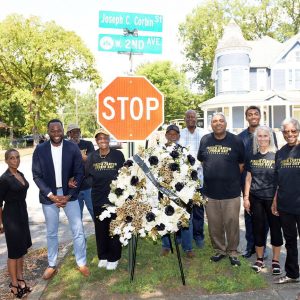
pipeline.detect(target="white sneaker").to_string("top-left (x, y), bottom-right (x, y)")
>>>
top-left (106, 260), bottom-right (119, 270)
top-left (98, 260), bottom-right (107, 268)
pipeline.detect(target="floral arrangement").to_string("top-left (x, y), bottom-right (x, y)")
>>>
top-left (99, 143), bottom-right (207, 246)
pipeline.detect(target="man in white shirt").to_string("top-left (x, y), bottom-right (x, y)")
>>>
top-left (179, 110), bottom-right (208, 248)
top-left (32, 119), bottom-right (89, 279)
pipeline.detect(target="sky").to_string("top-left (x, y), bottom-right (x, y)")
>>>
top-left (0, 0), bottom-right (203, 87)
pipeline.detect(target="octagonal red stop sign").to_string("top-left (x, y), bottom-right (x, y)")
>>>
top-left (97, 76), bottom-right (164, 141)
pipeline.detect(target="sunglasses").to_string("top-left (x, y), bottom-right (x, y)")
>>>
top-left (282, 129), bottom-right (299, 135)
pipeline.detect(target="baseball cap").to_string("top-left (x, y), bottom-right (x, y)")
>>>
top-left (94, 128), bottom-right (110, 138)
top-left (67, 124), bottom-right (80, 133)
top-left (166, 124), bottom-right (180, 133)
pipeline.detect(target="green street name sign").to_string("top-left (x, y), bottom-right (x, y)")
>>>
top-left (98, 34), bottom-right (162, 54)
top-left (99, 11), bottom-right (163, 32)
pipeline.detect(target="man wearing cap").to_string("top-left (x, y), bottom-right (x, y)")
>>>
top-left (67, 124), bottom-right (95, 220)
top-left (160, 124), bottom-right (195, 258)
top-left (32, 119), bottom-right (89, 279)
top-left (86, 128), bottom-right (125, 270)
top-left (179, 109), bottom-right (209, 249)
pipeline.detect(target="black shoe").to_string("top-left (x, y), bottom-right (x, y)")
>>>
top-left (242, 248), bottom-right (255, 258)
top-left (229, 256), bottom-right (241, 267)
top-left (210, 253), bottom-right (226, 262)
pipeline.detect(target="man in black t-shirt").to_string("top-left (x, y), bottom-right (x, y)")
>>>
top-left (198, 113), bottom-right (244, 267)
top-left (67, 124), bottom-right (95, 220)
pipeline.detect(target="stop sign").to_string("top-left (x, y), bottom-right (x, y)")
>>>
top-left (97, 76), bottom-right (164, 141)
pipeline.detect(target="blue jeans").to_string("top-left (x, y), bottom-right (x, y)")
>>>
top-left (78, 188), bottom-right (94, 221)
top-left (162, 217), bottom-right (193, 252)
top-left (193, 205), bottom-right (205, 245)
top-left (42, 189), bottom-right (86, 267)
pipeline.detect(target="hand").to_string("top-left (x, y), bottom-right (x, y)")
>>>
top-left (271, 200), bottom-right (279, 216)
top-left (68, 177), bottom-right (77, 189)
top-left (0, 223), bottom-right (4, 234)
top-left (243, 197), bottom-right (251, 214)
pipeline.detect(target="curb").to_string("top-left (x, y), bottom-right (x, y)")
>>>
top-left (28, 241), bottom-right (73, 300)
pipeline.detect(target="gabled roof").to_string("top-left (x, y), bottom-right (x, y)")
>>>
top-left (270, 32), bottom-right (300, 67)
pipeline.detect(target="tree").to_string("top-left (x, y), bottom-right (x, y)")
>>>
top-left (135, 60), bottom-right (202, 121)
top-left (178, 0), bottom-right (300, 99)
top-left (0, 14), bottom-right (101, 137)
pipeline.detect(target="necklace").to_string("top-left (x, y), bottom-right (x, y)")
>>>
top-left (99, 149), bottom-right (110, 159)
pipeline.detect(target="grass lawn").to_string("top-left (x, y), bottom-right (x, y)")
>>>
top-left (42, 229), bottom-right (268, 299)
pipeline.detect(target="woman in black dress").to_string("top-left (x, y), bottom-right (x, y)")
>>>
top-left (0, 149), bottom-right (32, 298)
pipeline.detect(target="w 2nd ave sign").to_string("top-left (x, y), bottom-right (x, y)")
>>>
top-left (99, 11), bottom-right (163, 32)
top-left (97, 76), bottom-right (164, 141)
top-left (98, 34), bottom-right (162, 54)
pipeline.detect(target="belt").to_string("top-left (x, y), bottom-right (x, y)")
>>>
top-left (56, 187), bottom-right (62, 189)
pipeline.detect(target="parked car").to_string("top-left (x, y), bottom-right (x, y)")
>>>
top-left (109, 137), bottom-right (123, 149)
top-left (22, 135), bottom-right (34, 146)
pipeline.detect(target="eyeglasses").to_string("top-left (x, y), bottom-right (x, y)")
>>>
top-left (282, 129), bottom-right (299, 135)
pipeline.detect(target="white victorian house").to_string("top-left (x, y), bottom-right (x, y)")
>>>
top-left (200, 20), bottom-right (300, 132)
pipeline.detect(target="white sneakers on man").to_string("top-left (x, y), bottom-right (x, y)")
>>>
top-left (98, 260), bottom-right (107, 268)
top-left (106, 261), bottom-right (119, 270)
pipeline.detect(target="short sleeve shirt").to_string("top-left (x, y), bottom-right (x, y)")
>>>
top-left (198, 132), bottom-right (245, 199)
top-left (245, 151), bottom-right (276, 200)
top-left (275, 143), bottom-right (300, 215)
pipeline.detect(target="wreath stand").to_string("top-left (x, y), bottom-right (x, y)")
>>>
top-left (128, 233), bottom-right (186, 285)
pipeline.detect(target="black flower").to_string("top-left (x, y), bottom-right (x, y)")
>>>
top-left (115, 188), bottom-right (124, 196)
top-left (165, 205), bottom-right (175, 216)
top-left (175, 182), bottom-right (184, 192)
top-left (124, 159), bottom-right (133, 167)
top-left (148, 156), bottom-right (159, 166)
top-left (125, 216), bottom-right (133, 223)
top-left (130, 176), bottom-right (139, 186)
top-left (191, 170), bottom-right (198, 180)
top-left (187, 154), bottom-right (195, 166)
top-left (146, 212), bottom-right (156, 222)
top-left (170, 150), bottom-right (179, 159)
top-left (155, 223), bottom-right (166, 231)
top-left (169, 163), bottom-right (180, 171)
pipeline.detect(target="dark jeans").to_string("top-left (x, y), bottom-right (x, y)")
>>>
top-left (280, 211), bottom-right (300, 279)
top-left (193, 205), bottom-right (205, 244)
top-left (250, 195), bottom-right (283, 247)
top-left (93, 206), bottom-right (122, 262)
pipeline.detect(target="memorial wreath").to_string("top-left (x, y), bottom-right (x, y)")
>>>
top-left (98, 143), bottom-right (207, 246)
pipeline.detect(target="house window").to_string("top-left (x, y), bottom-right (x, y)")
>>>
top-left (287, 69), bottom-right (300, 90)
top-left (222, 69), bottom-right (230, 91)
top-left (257, 68), bottom-right (266, 91)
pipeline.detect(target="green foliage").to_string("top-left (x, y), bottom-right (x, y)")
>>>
top-left (0, 14), bottom-right (101, 136)
top-left (43, 230), bottom-right (267, 299)
top-left (0, 137), bottom-right (10, 150)
top-left (60, 88), bottom-right (98, 137)
top-left (135, 60), bottom-right (203, 121)
top-left (179, 0), bottom-right (300, 98)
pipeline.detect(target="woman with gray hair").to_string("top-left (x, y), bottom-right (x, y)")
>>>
top-left (272, 117), bottom-right (300, 284)
top-left (244, 126), bottom-right (283, 274)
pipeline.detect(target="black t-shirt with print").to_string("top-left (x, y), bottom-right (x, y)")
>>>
top-left (77, 139), bottom-right (95, 190)
top-left (86, 148), bottom-right (125, 207)
top-left (275, 143), bottom-right (300, 215)
top-left (197, 132), bottom-right (245, 200)
top-left (245, 151), bottom-right (276, 200)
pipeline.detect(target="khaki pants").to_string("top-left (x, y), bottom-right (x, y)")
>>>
top-left (205, 196), bottom-right (240, 256)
